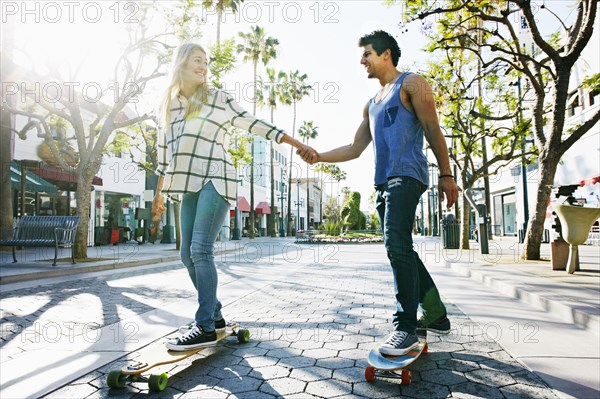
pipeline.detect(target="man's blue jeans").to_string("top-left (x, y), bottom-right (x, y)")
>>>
top-left (180, 182), bottom-right (230, 332)
top-left (375, 176), bottom-right (447, 333)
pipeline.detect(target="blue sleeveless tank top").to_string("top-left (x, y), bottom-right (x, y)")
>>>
top-left (369, 72), bottom-right (429, 186)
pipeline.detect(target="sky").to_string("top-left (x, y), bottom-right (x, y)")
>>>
top-left (4, 0), bottom-right (584, 210)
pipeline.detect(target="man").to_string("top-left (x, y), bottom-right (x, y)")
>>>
top-left (299, 30), bottom-right (459, 355)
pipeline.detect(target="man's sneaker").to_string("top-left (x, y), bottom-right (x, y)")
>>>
top-left (417, 315), bottom-right (451, 334)
top-left (166, 326), bottom-right (217, 351)
top-left (379, 331), bottom-right (419, 356)
top-left (178, 318), bottom-right (227, 335)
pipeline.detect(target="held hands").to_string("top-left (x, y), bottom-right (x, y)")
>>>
top-left (151, 193), bottom-right (166, 224)
top-left (296, 144), bottom-right (319, 164)
top-left (438, 177), bottom-right (459, 209)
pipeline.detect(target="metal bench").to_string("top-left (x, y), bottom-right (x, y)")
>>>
top-left (0, 216), bottom-right (80, 266)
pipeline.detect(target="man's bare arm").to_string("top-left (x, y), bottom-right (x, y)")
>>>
top-left (407, 74), bottom-right (458, 208)
top-left (311, 103), bottom-right (372, 163)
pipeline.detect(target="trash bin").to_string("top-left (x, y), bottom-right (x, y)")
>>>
top-left (442, 219), bottom-right (460, 249)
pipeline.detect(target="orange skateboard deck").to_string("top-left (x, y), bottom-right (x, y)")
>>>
top-left (106, 323), bottom-right (249, 392)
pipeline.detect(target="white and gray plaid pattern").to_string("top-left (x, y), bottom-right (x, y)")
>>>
top-left (156, 90), bottom-right (285, 204)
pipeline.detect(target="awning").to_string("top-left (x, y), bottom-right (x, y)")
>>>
top-left (237, 196), bottom-right (251, 212)
top-left (31, 165), bottom-right (103, 191)
top-left (255, 201), bottom-right (271, 215)
top-left (10, 161), bottom-right (58, 194)
top-left (580, 175), bottom-right (600, 186)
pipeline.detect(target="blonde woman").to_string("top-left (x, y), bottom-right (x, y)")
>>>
top-left (152, 43), bottom-right (314, 351)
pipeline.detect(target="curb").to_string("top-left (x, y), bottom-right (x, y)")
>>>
top-left (445, 260), bottom-right (600, 336)
top-left (0, 255), bottom-right (182, 284)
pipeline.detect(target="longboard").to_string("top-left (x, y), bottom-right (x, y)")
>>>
top-left (365, 333), bottom-right (427, 384)
top-left (106, 323), bottom-right (249, 392)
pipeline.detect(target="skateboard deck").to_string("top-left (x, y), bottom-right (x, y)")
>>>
top-left (106, 323), bottom-right (249, 392)
top-left (365, 334), bottom-right (427, 384)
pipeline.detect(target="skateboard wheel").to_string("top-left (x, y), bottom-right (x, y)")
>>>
top-left (365, 366), bottom-right (376, 382)
top-left (237, 328), bottom-right (250, 343)
top-left (401, 369), bottom-right (412, 385)
top-left (423, 342), bottom-right (428, 354)
top-left (106, 370), bottom-right (127, 389)
top-left (148, 373), bottom-right (169, 392)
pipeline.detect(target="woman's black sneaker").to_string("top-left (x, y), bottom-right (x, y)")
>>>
top-left (178, 318), bottom-right (226, 334)
top-left (416, 315), bottom-right (451, 334)
top-left (166, 326), bottom-right (217, 351)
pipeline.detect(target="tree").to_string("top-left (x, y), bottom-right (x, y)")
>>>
top-left (394, 0), bottom-right (600, 260)
top-left (237, 25), bottom-right (279, 239)
top-left (256, 68), bottom-right (288, 236)
top-left (209, 39), bottom-right (238, 89)
top-left (298, 121), bottom-right (319, 228)
top-left (0, 16), bottom-right (16, 240)
top-left (202, 0), bottom-right (245, 45)
top-left (341, 191), bottom-right (365, 231)
top-left (424, 41), bottom-right (537, 249)
top-left (280, 71), bottom-right (313, 236)
top-left (3, 5), bottom-right (169, 259)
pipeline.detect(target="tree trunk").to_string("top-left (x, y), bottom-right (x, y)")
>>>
top-left (286, 101), bottom-right (297, 236)
top-left (0, 106), bottom-right (14, 239)
top-left (73, 173), bottom-right (94, 259)
top-left (460, 193), bottom-right (471, 250)
top-left (1, 19), bottom-right (15, 239)
top-left (522, 153), bottom-right (558, 260)
top-left (306, 162), bottom-right (310, 229)
top-left (522, 66), bottom-right (571, 260)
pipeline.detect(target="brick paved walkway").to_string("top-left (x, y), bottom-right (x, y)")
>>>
top-left (36, 259), bottom-right (559, 398)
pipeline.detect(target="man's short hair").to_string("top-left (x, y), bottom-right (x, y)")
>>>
top-left (358, 30), bottom-right (401, 67)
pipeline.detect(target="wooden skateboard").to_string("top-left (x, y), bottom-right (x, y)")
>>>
top-left (365, 332), bottom-right (428, 384)
top-left (106, 323), bottom-right (249, 392)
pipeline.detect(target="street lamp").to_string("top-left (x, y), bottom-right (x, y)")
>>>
top-left (278, 190), bottom-right (286, 237)
top-left (232, 171), bottom-right (244, 240)
top-left (295, 179), bottom-right (303, 233)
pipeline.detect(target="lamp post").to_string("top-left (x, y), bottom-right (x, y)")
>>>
top-left (232, 169), bottom-right (240, 240)
top-left (278, 190), bottom-right (286, 237)
top-left (295, 179), bottom-right (303, 232)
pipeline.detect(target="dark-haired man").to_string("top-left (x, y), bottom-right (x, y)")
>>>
top-left (298, 30), bottom-right (458, 355)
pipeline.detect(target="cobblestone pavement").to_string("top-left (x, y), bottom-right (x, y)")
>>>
top-left (32, 251), bottom-right (559, 399)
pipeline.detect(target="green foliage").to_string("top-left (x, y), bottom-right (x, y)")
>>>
top-left (369, 211), bottom-right (380, 230)
top-left (298, 121), bottom-right (318, 144)
top-left (237, 26), bottom-right (279, 67)
top-left (209, 39), bottom-right (237, 89)
top-left (583, 73), bottom-right (600, 93)
top-left (227, 127), bottom-right (253, 169)
top-left (340, 191), bottom-right (363, 231)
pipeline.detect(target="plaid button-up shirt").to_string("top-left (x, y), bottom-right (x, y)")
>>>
top-left (156, 90), bottom-right (285, 205)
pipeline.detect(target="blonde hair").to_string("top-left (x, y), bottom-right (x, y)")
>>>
top-left (160, 43), bottom-right (210, 129)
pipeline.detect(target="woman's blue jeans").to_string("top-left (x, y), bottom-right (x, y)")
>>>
top-left (180, 182), bottom-right (230, 332)
top-left (375, 176), bottom-right (447, 333)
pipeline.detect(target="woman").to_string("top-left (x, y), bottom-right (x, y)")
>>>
top-left (152, 43), bottom-right (314, 351)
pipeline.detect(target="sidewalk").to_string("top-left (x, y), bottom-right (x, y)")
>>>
top-left (2, 236), bottom-right (598, 335)
top-left (0, 236), bottom-right (598, 398)
top-left (0, 237), bottom-right (265, 285)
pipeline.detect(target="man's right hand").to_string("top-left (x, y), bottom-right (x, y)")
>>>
top-left (152, 193), bottom-right (166, 223)
top-left (297, 144), bottom-right (319, 164)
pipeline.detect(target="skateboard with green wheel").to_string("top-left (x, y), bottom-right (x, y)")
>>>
top-left (106, 323), bottom-right (250, 392)
top-left (365, 331), bottom-right (427, 385)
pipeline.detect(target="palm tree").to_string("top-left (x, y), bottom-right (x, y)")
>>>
top-left (256, 68), bottom-right (289, 237)
top-left (281, 70), bottom-right (312, 236)
top-left (202, 0), bottom-right (244, 45)
top-left (298, 121), bottom-right (318, 228)
top-left (237, 25), bottom-right (279, 239)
